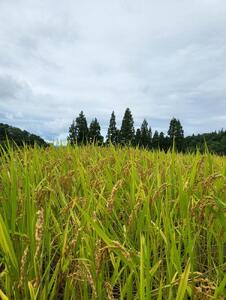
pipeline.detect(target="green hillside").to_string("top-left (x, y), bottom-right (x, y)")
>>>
top-left (0, 123), bottom-right (47, 147)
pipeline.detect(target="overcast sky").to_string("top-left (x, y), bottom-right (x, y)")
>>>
top-left (0, 0), bottom-right (226, 141)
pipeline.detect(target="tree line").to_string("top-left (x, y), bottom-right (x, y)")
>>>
top-left (68, 108), bottom-right (226, 154)
top-left (0, 123), bottom-right (48, 148)
top-left (1, 110), bottom-right (225, 155)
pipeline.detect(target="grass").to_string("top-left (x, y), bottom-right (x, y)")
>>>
top-left (0, 144), bottom-right (225, 299)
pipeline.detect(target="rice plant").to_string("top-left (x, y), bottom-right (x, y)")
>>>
top-left (0, 145), bottom-right (225, 299)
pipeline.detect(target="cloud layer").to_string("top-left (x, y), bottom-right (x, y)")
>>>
top-left (0, 0), bottom-right (226, 141)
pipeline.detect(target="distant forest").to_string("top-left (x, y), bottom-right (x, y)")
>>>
top-left (0, 123), bottom-right (47, 148)
top-left (68, 108), bottom-right (226, 155)
top-left (1, 108), bottom-right (226, 155)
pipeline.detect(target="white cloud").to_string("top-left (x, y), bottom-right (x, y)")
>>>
top-left (0, 0), bottom-right (226, 141)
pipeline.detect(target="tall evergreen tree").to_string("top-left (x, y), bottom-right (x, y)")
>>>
top-left (148, 127), bottom-right (152, 144)
top-left (135, 128), bottom-right (141, 147)
top-left (140, 119), bottom-right (152, 148)
top-left (88, 118), bottom-right (103, 145)
top-left (159, 132), bottom-right (166, 151)
top-left (106, 111), bottom-right (118, 145)
top-left (168, 118), bottom-right (184, 151)
top-left (152, 130), bottom-right (159, 149)
top-left (67, 120), bottom-right (77, 146)
top-left (120, 108), bottom-right (135, 145)
top-left (67, 111), bottom-right (89, 145)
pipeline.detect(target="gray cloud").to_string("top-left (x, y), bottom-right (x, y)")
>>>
top-left (0, 0), bottom-right (226, 141)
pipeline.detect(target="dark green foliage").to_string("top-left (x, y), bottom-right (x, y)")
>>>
top-left (67, 120), bottom-right (77, 145)
top-left (140, 119), bottom-right (152, 148)
top-left (106, 111), bottom-right (118, 145)
top-left (119, 108), bottom-right (135, 145)
top-left (184, 129), bottom-right (226, 155)
top-left (159, 132), bottom-right (165, 151)
top-left (168, 118), bottom-right (184, 151)
top-left (0, 123), bottom-right (47, 147)
top-left (67, 111), bottom-right (89, 145)
top-left (67, 110), bottom-right (226, 155)
top-left (88, 118), bottom-right (103, 145)
top-left (135, 128), bottom-right (141, 146)
top-left (152, 130), bottom-right (159, 149)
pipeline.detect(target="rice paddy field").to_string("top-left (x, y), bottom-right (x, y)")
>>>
top-left (0, 145), bottom-right (225, 299)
